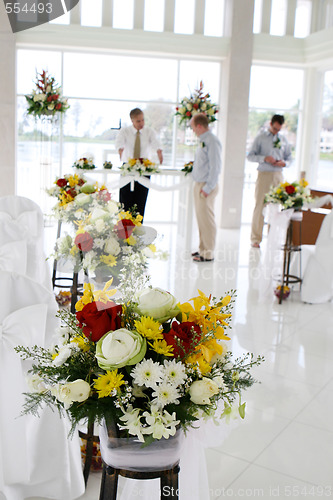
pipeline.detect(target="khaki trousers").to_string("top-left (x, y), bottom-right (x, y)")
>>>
top-left (193, 182), bottom-right (218, 260)
top-left (251, 170), bottom-right (283, 244)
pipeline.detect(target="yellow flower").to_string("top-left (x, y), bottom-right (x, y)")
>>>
top-left (276, 188), bottom-right (282, 194)
top-left (148, 244), bottom-right (156, 253)
top-left (134, 316), bottom-right (163, 340)
top-left (118, 211), bottom-right (143, 227)
top-left (186, 353), bottom-right (211, 374)
top-left (100, 254), bottom-right (117, 267)
top-left (299, 178), bottom-right (308, 187)
top-left (94, 370), bottom-right (125, 398)
top-left (70, 245), bottom-right (79, 257)
top-left (125, 235), bottom-right (136, 246)
top-left (75, 283), bottom-right (95, 311)
top-left (148, 339), bottom-right (174, 356)
top-left (71, 335), bottom-right (90, 352)
top-left (75, 280), bottom-right (117, 311)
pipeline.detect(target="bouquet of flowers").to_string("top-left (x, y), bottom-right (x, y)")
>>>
top-left (175, 81), bottom-right (219, 126)
top-left (274, 285), bottom-right (290, 301)
top-left (72, 157), bottom-right (96, 170)
top-left (264, 179), bottom-right (313, 210)
top-left (25, 70), bottom-right (69, 117)
top-left (181, 161), bottom-right (193, 176)
top-left (53, 207), bottom-right (156, 283)
top-left (103, 161), bottom-right (113, 170)
top-left (16, 285), bottom-right (263, 444)
top-left (120, 158), bottom-right (159, 176)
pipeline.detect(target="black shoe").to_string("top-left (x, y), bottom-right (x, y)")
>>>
top-left (193, 255), bottom-right (214, 262)
top-left (191, 251), bottom-right (199, 256)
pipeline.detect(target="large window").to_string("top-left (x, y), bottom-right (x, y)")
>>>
top-left (16, 48), bottom-right (220, 220)
top-left (317, 70), bottom-right (333, 191)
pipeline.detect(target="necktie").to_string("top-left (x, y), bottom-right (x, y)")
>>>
top-left (134, 131), bottom-right (141, 158)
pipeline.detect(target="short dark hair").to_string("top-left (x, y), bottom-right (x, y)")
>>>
top-left (192, 113), bottom-right (209, 128)
top-left (271, 114), bottom-right (285, 125)
top-left (130, 108), bottom-right (143, 119)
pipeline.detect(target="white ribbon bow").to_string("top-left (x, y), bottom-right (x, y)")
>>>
top-left (0, 240), bottom-right (27, 274)
top-left (0, 303), bottom-right (48, 485)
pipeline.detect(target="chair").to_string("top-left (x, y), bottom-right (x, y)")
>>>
top-left (301, 208), bottom-right (333, 303)
top-left (0, 195), bottom-right (52, 291)
top-left (98, 420), bottom-right (181, 500)
top-left (0, 271), bottom-right (85, 500)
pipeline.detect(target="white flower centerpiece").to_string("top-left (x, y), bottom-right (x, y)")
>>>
top-left (120, 158), bottom-right (160, 176)
top-left (72, 157), bottom-right (96, 170)
top-left (16, 284), bottom-right (263, 453)
top-left (175, 81), bottom-right (219, 126)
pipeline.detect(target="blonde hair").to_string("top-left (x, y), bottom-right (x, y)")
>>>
top-left (191, 113), bottom-right (209, 128)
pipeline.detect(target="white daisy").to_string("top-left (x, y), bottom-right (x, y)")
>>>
top-left (163, 359), bottom-right (187, 387)
top-left (151, 382), bottom-right (180, 408)
top-left (131, 359), bottom-right (163, 388)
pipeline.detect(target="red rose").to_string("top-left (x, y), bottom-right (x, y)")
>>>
top-left (66, 188), bottom-right (77, 199)
top-left (164, 321), bottom-right (201, 357)
top-left (56, 178), bottom-right (67, 188)
top-left (74, 232), bottom-right (94, 252)
top-left (285, 185), bottom-right (295, 195)
top-left (77, 179), bottom-right (85, 186)
top-left (53, 94), bottom-right (59, 101)
top-left (47, 95), bottom-right (53, 102)
top-left (186, 111), bottom-right (192, 117)
top-left (76, 300), bottom-right (122, 342)
top-left (55, 103), bottom-right (62, 110)
top-left (114, 219), bottom-right (135, 239)
top-left (193, 103), bottom-right (199, 110)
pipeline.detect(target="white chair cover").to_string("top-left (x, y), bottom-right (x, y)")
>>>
top-left (0, 240), bottom-right (27, 275)
top-left (301, 209), bottom-right (333, 304)
top-left (0, 196), bottom-right (52, 291)
top-left (0, 271), bottom-right (84, 500)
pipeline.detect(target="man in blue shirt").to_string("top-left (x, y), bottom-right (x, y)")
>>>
top-left (190, 113), bottom-right (222, 262)
top-left (248, 114), bottom-right (292, 248)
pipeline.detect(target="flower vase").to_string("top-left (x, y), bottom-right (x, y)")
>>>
top-left (99, 419), bottom-right (184, 472)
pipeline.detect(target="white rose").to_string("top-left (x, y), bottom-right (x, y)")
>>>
top-left (104, 237), bottom-right (121, 256)
top-left (201, 102), bottom-right (207, 111)
top-left (135, 287), bottom-right (179, 323)
top-left (74, 193), bottom-right (91, 206)
top-left (207, 108), bottom-right (214, 115)
top-left (107, 200), bottom-right (119, 215)
top-left (52, 379), bottom-right (90, 409)
top-left (26, 374), bottom-right (48, 393)
top-left (189, 377), bottom-right (219, 405)
top-left (94, 218), bottom-right (105, 233)
top-left (186, 103), bottom-right (193, 111)
top-left (96, 329), bottom-right (147, 370)
top-left (52, 345), bottom-right (73, 366)
top-left (90, 207), bottom-right (107, 221)
top-left (48, 104), bottom-right (55, 111)
top-left (179, 106), bottom-right (187, 115)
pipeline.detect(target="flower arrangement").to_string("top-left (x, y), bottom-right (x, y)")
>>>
top-left (55, 290), bottom-right (72, 308)
top-left (181, 161), bottom-right (193, 176)
top-left (175, 81), bottom-right (219, 126)
top-left (274, 285), bottom-right (290, 301)
top-left (25, 70), bottom-right (69, 117)
top-left (120, 158), bottom-right (159, 176)
top-left (264, 179), bottom-right (313, 210)
top-left (16, 285), bottom-right (263, 444)
top-left (72, 158), bottom-right (96, 170)
top-left (103, 161), bottom-right (113, 170)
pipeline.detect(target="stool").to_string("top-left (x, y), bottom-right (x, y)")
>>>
top-left (99, 420), bottom-right (181, 500)
top-left (79, 422), bottom-right (100, 485)
top-left (279, 215), bottom-right (302, 304)
top-left (99, 462), bottom-right (180, 500)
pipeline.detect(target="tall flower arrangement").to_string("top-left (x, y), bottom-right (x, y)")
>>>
top-left (25, 70), bottom-right (69, 117)
top-left (16, 285), bottom-right (263, 443)
top-left (175, 81), bottom-right (219, 126)
top-left (264, 179), bottom-right (313, 209)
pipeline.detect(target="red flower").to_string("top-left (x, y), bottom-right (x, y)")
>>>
top-left (56, 178), bottom-right (67, 188)
top-left (193, 103), bottom-right (199, 110)
top-left (53, 94), bottom-right (59, 101)
top-left (55, 103), bottom-right (62, 110)
top-left (66, 188), bottom-right (77, 199)
top-left (114, 219), bottom-right (135, 239)
top-left (74, 232), bottom-right (94, 252)
top-left (76, 300), bottom-right (122, 342)
top-left (285, 185), bottom-right (295, 195)
top-left (47, 95), bottom-right (53, 102)
top-left (186, 111), bottom-right (192, 117)
top-left (164, 321), bottom-right (201, 358)
top-left (77, 179), bottom-right (85, 186)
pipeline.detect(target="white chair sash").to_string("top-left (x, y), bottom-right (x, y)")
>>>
top-left (0, 211), bottom-right (40, 242)
top-left (0, 240), bottom-right (27, 274)
top-left (0, 304), bottom-right (48, 486)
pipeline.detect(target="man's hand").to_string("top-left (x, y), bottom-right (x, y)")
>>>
top-left (264, 155), bottom-right (276, 164)
top-left (157, 149), bottom-right (163, 164)
top-left (118, 148), bottom-right (124, 160)
top-left (274, 160), bottom-right (286, 167)
top-left (200, 189), bottom-right (208, 198)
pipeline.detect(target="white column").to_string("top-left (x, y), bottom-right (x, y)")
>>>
top-left (102, 0), bottom-right (113, 27)
top-left (194, 0), bottom-right (205, 35)
top-left (134, 0), bottom-right (144, 29)
top-left (286, 0), bottom-right (297, 36)
top-left (297, 67), bottom-right (324, 186)
top-left (0, 2), bottom-right (16, 196)
top-left (218, 0), bottom-right (255, 228)
top-left (164, 0), bottom-right (175, 32)
top-left (261, 0), bottom-right (272, 33)
top-left (70, 0), bottom-right (81, 24)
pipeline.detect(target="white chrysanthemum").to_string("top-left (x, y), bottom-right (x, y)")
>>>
top-left (93, 238), bottom-right (105, 250)
top-left (152, 382), bottom-right (180, 408)
top-left (82, 251), bottom-right (98, 271)
top-left (163, 359), bottom-right (187, 387)
top-left (131, 359), bottom-right (163, 388)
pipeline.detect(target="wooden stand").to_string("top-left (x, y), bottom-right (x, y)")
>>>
top-left (279, 218), bottom-right (302, 304)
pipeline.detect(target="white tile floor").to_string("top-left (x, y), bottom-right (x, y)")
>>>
top-left (37, 221), bottom-right (333, 499)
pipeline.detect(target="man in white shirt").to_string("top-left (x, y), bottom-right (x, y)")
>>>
top-left (115, 108), bottom-right (163, 218)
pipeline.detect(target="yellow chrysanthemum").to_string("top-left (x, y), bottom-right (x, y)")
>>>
top-left (100, 254), bottom-right (117, 267)
top-left (148, 339), bottom-right (174, 356)
top-left (94, 370), bottom-right (125, 398)
top-left (125, 235), bottom-right (136, 246)
top-left (134, 316), bottom-right (163, 340)
top-left (71, 335), bottom-right (90, 352)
